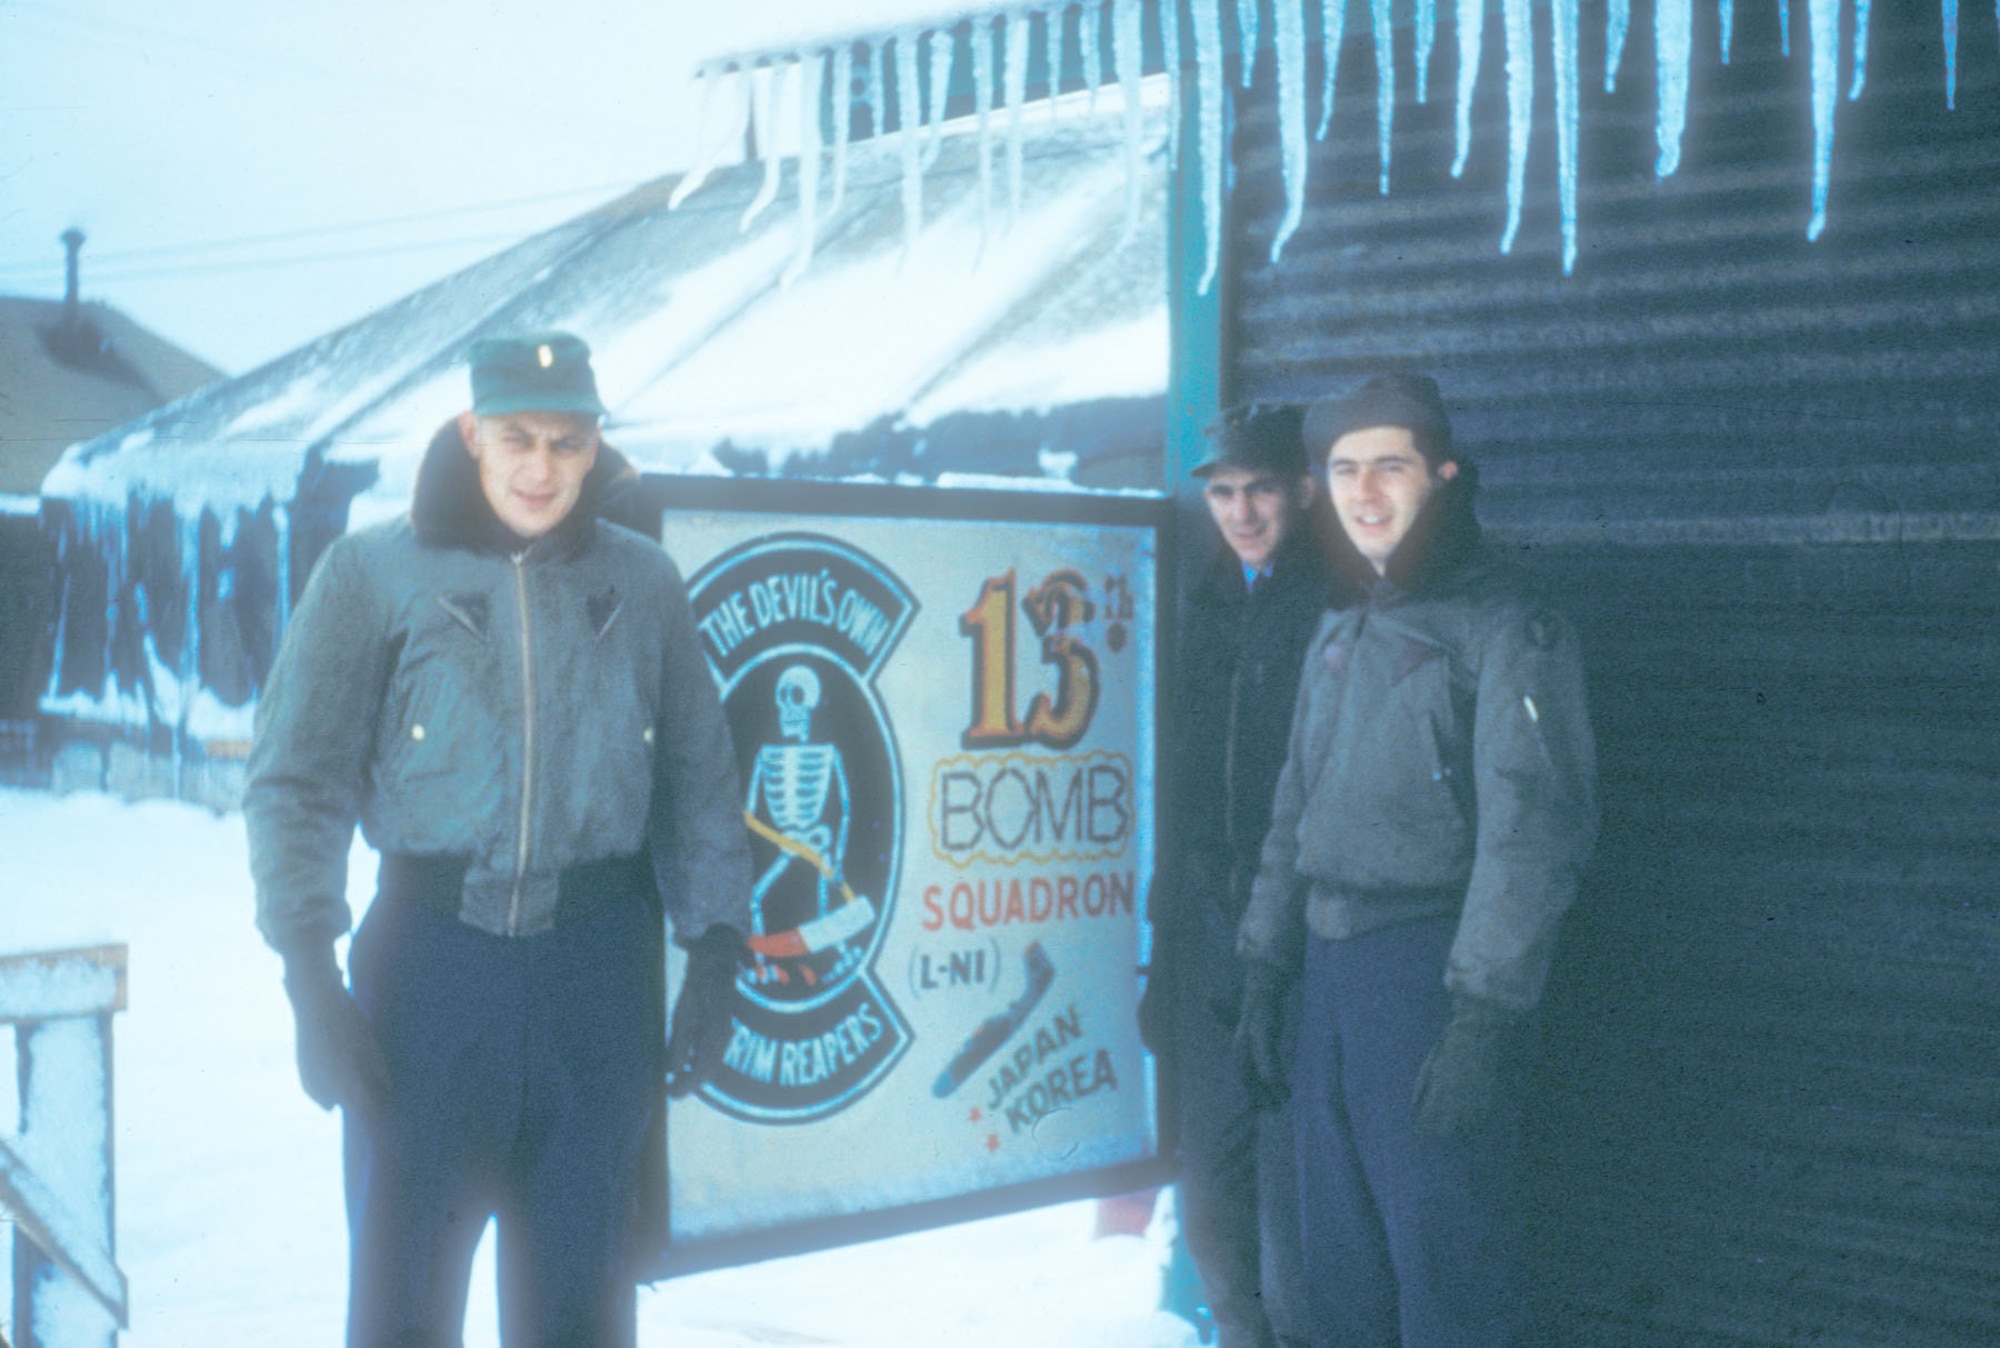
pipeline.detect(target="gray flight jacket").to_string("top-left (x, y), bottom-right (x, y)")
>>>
top-left (245, 425), bottom-right (752, 954)
top-left (1237, 479), bottom-right (1598, 1013)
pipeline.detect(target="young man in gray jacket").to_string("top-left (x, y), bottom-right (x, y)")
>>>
top-left (1235, 374), bottom-right (1597, 1347)
top-left (245, 333), bottom-right (752, 1346)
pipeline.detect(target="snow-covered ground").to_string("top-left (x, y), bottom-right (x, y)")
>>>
top-left (0, 789), bottom-right (1198, 1346)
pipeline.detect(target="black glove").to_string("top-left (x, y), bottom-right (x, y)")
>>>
top-left (1411, 995), bottom-right (1524, 1140)
top-left (281, 945), bottom-right (389, 1115)
top-left (664, 926), bottom-right (747, 1099)
top-left (1232, 962), bottom-right (1291, 1108)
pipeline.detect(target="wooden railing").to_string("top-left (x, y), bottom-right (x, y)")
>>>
top-left (0, 945), bottom-right (128, 1347)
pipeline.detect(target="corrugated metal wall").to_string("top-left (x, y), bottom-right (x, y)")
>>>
top-left (1220, 3), bottom-right (2000, 1343)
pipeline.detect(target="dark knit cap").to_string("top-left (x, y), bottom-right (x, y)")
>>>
top-left (1302, 373), bottom-right (1454, 465)
top-left (468, 332), bottom-right (606, 418)
top-left (1191, 402), bottom-right (1309, 479)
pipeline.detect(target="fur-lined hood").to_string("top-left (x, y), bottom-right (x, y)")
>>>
top-left (409, 417), bottom-right (648, 552)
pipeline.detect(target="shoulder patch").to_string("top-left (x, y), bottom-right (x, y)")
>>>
top-left (1525, 608), bottom-right (1562, 652)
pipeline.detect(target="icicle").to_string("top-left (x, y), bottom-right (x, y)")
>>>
top-left (975, 16), bottom-right (997, 250)
top-left (1008, 11), bottom-right (1032, 225)
top-left (1555, 0), bottom-right (1579, 273)
top-left (1453, 0), bottom-right (1482, 172)
top-left (273, 505), bottom-right (292, 640)
top-left (1115, 0), bottom-right (1146, 240)
top-left (831, 44), bottom-right (854, 214)
top-left (1373, 0), bottom-right (1395, 193)
top-left (1849, 0), bottom-right (1869, 98)
top-left (1944, 0), bottom-right (1958, 108)
top-left (1606, 0), bottom-right (1629, 90)
top-left (1046, 4), bottom-right (1068, 115)
top-left (1319, 0), bottom-right (1348, 140)
top-left (925, 26), bottom-right (954, 168)
top-left (669, 65), bottom-right (713, 210)
top-left (1082, 0), bottom-right (1105, 107)
top-left (1656, 0), bottom-right (1692, 177)
top-left (1237, 0), bottom-right (1260, 86)
top-left (1417, 0), bottom-right (1437, 103)
top-left (1500, 0), bottom-right (1533, 251)
top-left (1194, 0), bottom-right (1226, 292)
top-left (1808, 0), bottom-right (1838, 238)
top-left (1720, 0), bottom-right (1735, 61)
top-left (1162, 0), bottom-right (1183, 167)
top-left (177, 511), bottom-right (201, 777)
top-left (897, 32), bottom-right (924, 253)
top-left (741, 63), bottom-right (782, 231)
top-left (670, 65), bottom-right (745, 210)
top-left (1271, 0), bottom-right (1308, 260)
top-left (1781, 0), bottom-right (1791, 56)
top-left (784, 52), bottom-right (825, 285)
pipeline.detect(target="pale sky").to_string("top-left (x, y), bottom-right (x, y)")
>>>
top-left (0, 0), bottom-right (966, 373)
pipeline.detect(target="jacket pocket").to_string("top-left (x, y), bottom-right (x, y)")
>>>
top-left (374, 668), bottom-right (443, 784)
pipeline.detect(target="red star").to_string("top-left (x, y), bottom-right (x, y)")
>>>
top-left (985, 1133), bottom-right (1001, 1152)
top-left (968, 1106), bottom-right (983, 1124)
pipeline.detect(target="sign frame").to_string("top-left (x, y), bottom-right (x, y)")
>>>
top-left (631, 473), bottom-right (1178, 1279)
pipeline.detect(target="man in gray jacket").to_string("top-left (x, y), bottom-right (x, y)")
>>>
top-left (1235, 374), bottom-right (1597, 1347)
top-left (245, 333), bottom-right (752, 1346)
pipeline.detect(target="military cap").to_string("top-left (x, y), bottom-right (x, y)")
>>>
top-left (467, 331), bottom-right (607, 418)
top-left (1303, 372), bottom-right (1454, 466)
top-left (1191, 402), bottom-right (1309, 479)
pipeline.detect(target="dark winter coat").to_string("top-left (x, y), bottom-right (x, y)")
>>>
top-left (1236, 470), bottom-right (1598, 1012)
top-left (1160, 527), bottom-right (1329, 1018)
top-left (245, 420), bottom-right (753, 952)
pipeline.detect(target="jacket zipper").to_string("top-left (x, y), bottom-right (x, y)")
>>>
top-left (508, 550), bottom-right (537, 935)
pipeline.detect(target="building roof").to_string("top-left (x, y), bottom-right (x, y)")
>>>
top-left (0, 297), bottom-right (222, 495)
top-left (44, 76), bottom-right (1169, 526)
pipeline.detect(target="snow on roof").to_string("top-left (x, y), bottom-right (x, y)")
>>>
top-left (43, 78), bottom-right (1168, 523)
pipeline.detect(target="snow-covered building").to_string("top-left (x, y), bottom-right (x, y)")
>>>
top-left (34, 71), bottom-right (1170, 803)
top-left (1, 237), bottom-right (222, 763)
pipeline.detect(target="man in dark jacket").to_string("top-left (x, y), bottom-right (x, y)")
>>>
top-left (244, 333), bottom-right (753, 1346)
top-left (1235, 374), bottom-right (1597, 1347)
top-left (1146, 404), bottom-right (1324, 1347)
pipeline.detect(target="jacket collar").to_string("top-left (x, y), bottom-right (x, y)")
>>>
top-left (409, 417), bottom-right (641, 556)
top-left (1322, 461), bottom-right (1484, 605)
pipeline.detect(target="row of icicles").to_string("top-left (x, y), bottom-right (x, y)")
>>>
top-left (673, 0), bottom-right (1987, 287)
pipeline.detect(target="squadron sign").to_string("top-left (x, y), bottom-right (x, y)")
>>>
top-left (688, 534), bottom-right (917, 1123)
top-left (659, 490), bottom-right (1159, 1254)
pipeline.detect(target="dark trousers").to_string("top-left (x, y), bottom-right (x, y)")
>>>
top-left (1293, 916), bottom-right (1529, 1348)
top-left (343, 876), bottom-right (659, 1348)
top-left (1176, 983), bottom-right (1311, 1348)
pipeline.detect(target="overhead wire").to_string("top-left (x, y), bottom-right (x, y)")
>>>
top-left (0, 182), bottom-right (649, 282)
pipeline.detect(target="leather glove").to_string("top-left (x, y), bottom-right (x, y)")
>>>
top-left (281, 945), bottom-right (389, 1115)
top-left (1232, 962), bottom-right (1291, 1109)
top-left (1412, 995), bottom-right (1524, 1140)
top-left (664, 926), bottom-right (747, 1099)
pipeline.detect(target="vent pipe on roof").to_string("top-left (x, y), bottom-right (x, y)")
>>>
top-left (62, 228), bottom-right (86, 318)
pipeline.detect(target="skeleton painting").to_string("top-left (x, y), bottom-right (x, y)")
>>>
top-left (746, 664), bottom-right (855, 957)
